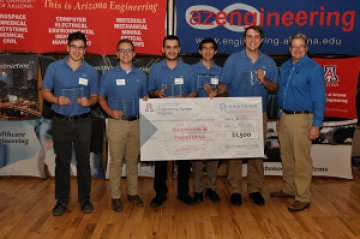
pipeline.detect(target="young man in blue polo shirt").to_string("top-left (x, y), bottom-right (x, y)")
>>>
top-left (210, 25), bottom-right (279, 206)
top-left (42, 31), bottom-right (99, 216)
top-left (98, 39), bottom-right (148, 212)
top-left (191, 38), bottom-right (222, 203)
top-left (148, 35), bottom-right (198, 207)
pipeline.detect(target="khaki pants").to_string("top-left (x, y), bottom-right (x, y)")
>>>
top-left (278, 113), bottom-right (313, 203)
top-left (192, 160), bottom-right (219, 193)
top-left (227, 113), bottom-right (267, 194)
top-left (107, 118), bottom-right (140, 199)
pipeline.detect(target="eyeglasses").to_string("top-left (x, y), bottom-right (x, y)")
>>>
top-left (290, 45), bottom-right (306, 49)
top-left (69, 44), bottom-right (86, 51)
top-left (201, 46), bottom-right (215, 51)
top-left (117, 48), bottom-right (134, 53)
top-left (246, 35), bottom-right (261, 40)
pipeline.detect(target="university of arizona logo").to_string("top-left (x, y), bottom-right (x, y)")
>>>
top-left (324, 66), bottom-right (338, 82)
top-left (145, 103), bottom-right (154, 112)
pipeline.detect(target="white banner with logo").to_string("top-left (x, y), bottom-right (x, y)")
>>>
top-left (139, 97), bottom-right (264, 161)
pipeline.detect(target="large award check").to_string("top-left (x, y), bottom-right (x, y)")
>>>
top-left (139, 97), bottom-right (264, 161)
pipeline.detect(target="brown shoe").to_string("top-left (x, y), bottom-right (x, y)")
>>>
top-left (112, 199), bottom-right (123, 212)
top-left (288, 201), bottom-right (310, 212)
top-left (270, 190), bottom-right (295, 198)
top-left (127, 195), bottom-right (144, 207)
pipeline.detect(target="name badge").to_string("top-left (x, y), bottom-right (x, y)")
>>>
top-left (116, 79), bottom-right (126, 86)
top-left (210, 78), bottom-right (219, 85)
top-left (174, 78), bottom-right (184, 84)
top-left (79, 78), bottom-right (88, 86)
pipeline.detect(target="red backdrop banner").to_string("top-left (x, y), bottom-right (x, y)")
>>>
top-left (314, 57), bottom-right (360, 119)
top-left (0, 0), bottom-right (166, 55)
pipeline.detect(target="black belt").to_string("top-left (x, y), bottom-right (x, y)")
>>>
top-left (54, 112), bottom-right (90, 120)
top-left (282, 109), bottom-right (312, 114)
top-left (120, 115), bottom-right (139, 121)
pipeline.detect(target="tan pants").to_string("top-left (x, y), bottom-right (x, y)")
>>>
top-left (192, 160), bottom-right (219, 193)
top-left (107, 118), bottom-right (140, 199)
top-left (227, 113), bottom-right (267, 194)
top-left (278, 113), bottom-right (313, 203)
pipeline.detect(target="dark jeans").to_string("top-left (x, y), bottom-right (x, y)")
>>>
top-left (154, 160), bottom-right (190, 197)
top-left (52, 117), bottom-right (92, 205)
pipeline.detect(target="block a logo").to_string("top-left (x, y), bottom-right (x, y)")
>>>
top-left (324, 65), bottom-right (338, 82)
top-left (145, 103), bottom-right (154, 112)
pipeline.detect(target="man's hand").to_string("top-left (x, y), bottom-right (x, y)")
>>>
top-left (254, 69), bottom-right (266, 84)
top-left (77, 97), bottom-right (91, 107)
top-left (308, 126), bottom-right (320, 141)
top-left (57, 96), bottom-right (71, 106)
top-left (142, 96), bottom-right (149, 101)
top-left (204, 84), bottom-right (216, 99)
top-left (156, 85), bottom-right (167, 98)
top-left (108, 110), bottom-right (123, 120)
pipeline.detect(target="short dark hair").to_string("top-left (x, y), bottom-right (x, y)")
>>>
top-left (244, 25), bottom-right (264, 39)
top-left (163, 35), bottom-right (180, 47)
top-left (198, 38), bottom-right (218, 51)
top-left (116, 38), bottom-right (135, 50)
top-left (67, 31), bottom-right (87, 47)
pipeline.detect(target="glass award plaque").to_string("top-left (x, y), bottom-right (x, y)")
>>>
top-left (61, 87), bottom-right (84, 103)
top-left (197, 73), bottom-right (219, 90)
top-left (115, 100), bottom-right (134, 116)
top-left (162, 83), bottom-right (182, 97)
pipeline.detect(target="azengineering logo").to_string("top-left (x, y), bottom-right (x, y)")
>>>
top-left (185, 4), bottom-right (355, 32)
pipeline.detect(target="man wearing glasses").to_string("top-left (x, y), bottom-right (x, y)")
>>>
top-left (210, 25), bottom-right (278, 206)
top-left (42, 31), bottom-right (99, 216)
top-left (270, 33), bottom-right (326, 212)
top-left (148, 35), bottom-right (198, 207)
top-left (98, 39), bottom-right (148, 212)
top-left (191, 38), bottom-right (222, 203)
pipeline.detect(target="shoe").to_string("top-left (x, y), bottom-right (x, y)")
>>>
top-left (150, 195), bottom-right (167, 207)
top-left (205, 189), bottom-right (220, 203)
top-left (52, 201), bottom-right (70, 216)
top-left (230, 193), bottom-right (242, 206)
top-left (270, 190), bottom-right (295, 198)
top-left (112, 199), bottom-right (123, 212)
top-left (193, 192), bottom-right (204, 203)
top-left (81, 201), bottom-right (94, 214)
top-left (177, 194), bottom-right (195, 205)
top-left (127, 195), bottom-right (144, 207)
top-left (249, 192), bottom-right (265, 206)
top-left (288, 201), bottom-right (310, 212)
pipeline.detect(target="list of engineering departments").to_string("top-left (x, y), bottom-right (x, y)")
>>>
top-left (0, 14), bottom-right (28, 44)
top-left (114, 18), bottom-right (148, 47)
top-left (49, 16), bottom-right (95, 46)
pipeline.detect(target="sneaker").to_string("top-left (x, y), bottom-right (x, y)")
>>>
top-left (52, 201), bottom-right (70, 216)
top-left (193, 192), bottom-right (204, 203)
top-left (177, 194), bottom-right (195, 205)
top-left (112, 199), bottom-right (123, 212)
top-left (205, 189), bottom-right (220, 203)
top-left (230, 193), bottom-right (242, 206)
top-left (127, 195), bottom-right (144, 207)
top-left (150, 195), bottom-right (167, 207)
top-left (249, 192), bottom-right (265, 206)
top-left (81, 201), bottom-right (94, 214)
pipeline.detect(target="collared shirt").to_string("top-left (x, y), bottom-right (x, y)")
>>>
top-left (148, 60), bottom-right (197, 96)
top-left (42, 56), bottom-right (98, 116)
top-left (220, 49), bottom-right (278, 112)
top-left (191, 60), bottom-right (223, 98)
top-left (278, 55), bottom-right (326, 127)
top-left (98, 65), bottom-right (148, 116)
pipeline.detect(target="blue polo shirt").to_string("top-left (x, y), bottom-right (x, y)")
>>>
top-left (278, 56), bottom-right (326, 127)
top-left (191, 60), bottom-right (223, 98)
top-left (148, 60), bottom-right (197, 96)
top-left (98, 65), bottom-right (148, 116)
top-left (42, 57), bottom-right (98, 116)
top-left (220, 49), bottom-right (278, 112)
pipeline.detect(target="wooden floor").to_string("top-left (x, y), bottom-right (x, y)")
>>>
top-left (1, 169), bottom-right (360, 239)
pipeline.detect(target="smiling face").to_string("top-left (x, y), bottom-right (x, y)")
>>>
top-left (244, 28), bottom-right (263, 52)
top-left (199, 42), bottom-right (217, 61)
top-left (163, 39), bottom-right (180, 61)
top-left (116, 42), bottom-right (136, 64)
top-left (289, 38), bottom-right (308, 64)
top-left (67, 40), bottom-right (86, 62)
